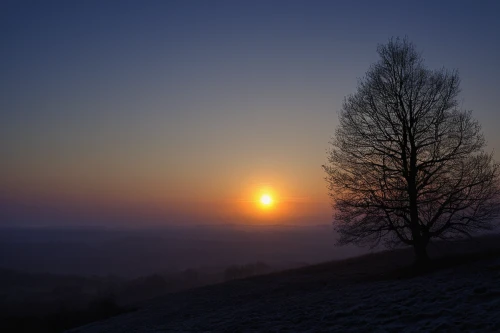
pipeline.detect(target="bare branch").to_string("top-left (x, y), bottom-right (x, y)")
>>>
top-left (323, 37), bottom-right (500, 264)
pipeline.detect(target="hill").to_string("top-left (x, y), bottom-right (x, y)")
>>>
top-left (69, 235), bottom-right (500, 332)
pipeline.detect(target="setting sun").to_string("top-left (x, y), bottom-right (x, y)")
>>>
top-left (238, 184), bottom-right (282, 218)
top-left (260, 194), bottom-right (273, 206)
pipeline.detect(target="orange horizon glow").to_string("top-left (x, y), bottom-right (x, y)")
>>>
top-left (1, 171), bottom-right (332, 227)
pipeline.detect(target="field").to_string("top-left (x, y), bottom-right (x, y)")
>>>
top-left (69, 236), bottom-right (500, 332)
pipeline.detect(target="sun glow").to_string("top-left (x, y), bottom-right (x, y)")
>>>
top-left (260, 194), bottom-right (273, 206)
top-left (238, 183), bottom-right (281, 218)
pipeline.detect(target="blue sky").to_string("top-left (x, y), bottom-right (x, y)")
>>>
top-left (1, 0), bottom-right (500, 226)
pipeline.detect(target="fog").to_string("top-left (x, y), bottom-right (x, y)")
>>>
top-left (0, 224), bottom-right (371, 331)
top-left (0, 224), bottom-right (366, 277)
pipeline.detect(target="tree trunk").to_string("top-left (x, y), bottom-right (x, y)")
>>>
top-left (413, 240), bottom-right (430, 268)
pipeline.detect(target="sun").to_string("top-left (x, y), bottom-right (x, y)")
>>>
top-left (260, 194), bottom-right (273, 206)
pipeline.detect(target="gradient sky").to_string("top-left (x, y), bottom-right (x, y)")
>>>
top-left (1, 0), bottom-right (500, 226)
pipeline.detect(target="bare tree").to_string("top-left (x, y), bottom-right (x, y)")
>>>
top-left (323, 38), bottom-right (500, 265)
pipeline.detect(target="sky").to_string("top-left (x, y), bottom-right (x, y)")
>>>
top-left (1, 0), bottom-right (500, 227)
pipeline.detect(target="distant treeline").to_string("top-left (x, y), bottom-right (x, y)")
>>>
top-left (0, 260), bottom-right (299, 332)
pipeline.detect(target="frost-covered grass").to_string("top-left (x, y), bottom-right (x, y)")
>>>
top-left (69, 236), bottom-right (500, 332)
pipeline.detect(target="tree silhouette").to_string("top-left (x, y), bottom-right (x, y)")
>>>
top-left (323, 37), bottom-right (500, 265)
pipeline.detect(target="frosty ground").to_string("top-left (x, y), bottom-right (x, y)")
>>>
top-left (69, 239), bottom-right (500, 332)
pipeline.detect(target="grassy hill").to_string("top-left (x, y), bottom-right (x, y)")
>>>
top-left (68, 234), bottom-right (500, 332)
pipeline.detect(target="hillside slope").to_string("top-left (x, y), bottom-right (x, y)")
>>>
top-left (69, 237), bottom-right (500, 332)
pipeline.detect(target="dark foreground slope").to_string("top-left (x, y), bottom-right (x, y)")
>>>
top-left (69, 236), bottom-right (500, 332)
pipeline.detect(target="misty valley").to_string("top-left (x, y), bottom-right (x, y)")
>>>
top-left (0, 225), bottom-right (364, 332)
